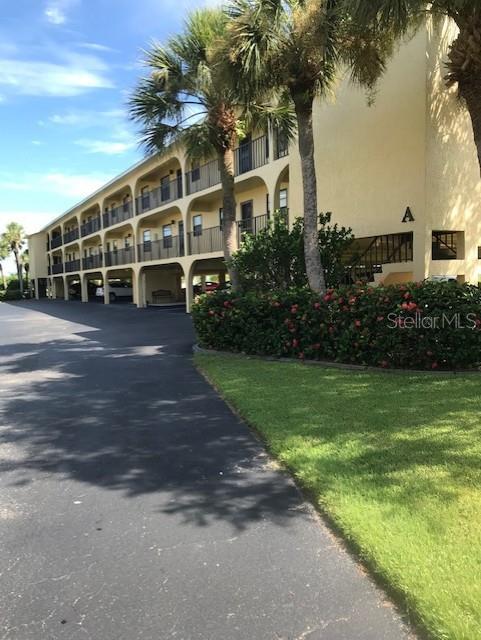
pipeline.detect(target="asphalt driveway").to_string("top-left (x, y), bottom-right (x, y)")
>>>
top-left (0, 301), bottom-right (412, 639)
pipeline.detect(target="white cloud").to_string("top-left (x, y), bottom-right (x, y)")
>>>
top-left (44, 0), bottom-right (79, 25)
top-left (0, 53), bottom-right (113, 97)
top-left (0, 171), bottom-right (111, 199)
top-left (49, 108), bottom-right (124, 127)
top-left (78, 42), bottom-right (117, 53)
top-left (75, 138), bottom-right (135, 155)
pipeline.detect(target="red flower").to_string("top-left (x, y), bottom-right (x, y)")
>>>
top-left (292, 338), bottom-right (299, 348)
top-left (223, 300), bottom-right (231, 308)
top-left (377, 316), bottom-right (384, 322)
top-left (407, 302), bottom-right (418, 312)
top-left (349, 296), bottom-right (357, 305)
top-left (291, 305), bottom-right (299, 314)
top-left (431, 362), bottom-right (439, 370)
top-left (401, 302), bottom-right (409, 310)
top-left (354, 319), bottom-right (361, 328)
top-left (323, 294), bottom-right (331, 302)
top-left (313, 302), bottom-right (321, 310)
top-left (403, 291), bottom-right (411, 299)
top-left (313, 343), bottom-right (321, 350)
top-left (380, 360), bottom-right (389, 368)
top-left (208, 310), bottom-right (215, 316)
top-left (298, 352), bottom-right (305, 360)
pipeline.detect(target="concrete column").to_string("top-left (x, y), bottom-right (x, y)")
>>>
top-left (103, 278), bottom-right (110, 305)
top-left (200, 274), bottom-right (206, 292)
top-left (81, 275), bottom-right (88, 303)
top-left (132, 270), bottom-right (140, 307)
top-left (63, 276), bottom-right (69, 301)
top-left (34, 279), bottom-right (40, 300)
top-left (185, 264), bottom-right (195, 313)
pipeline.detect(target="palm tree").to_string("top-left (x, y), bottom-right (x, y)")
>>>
top-left (129, 8), bottom-right (294, 290)
top-left (349, 1), bottom-right (481, 175)
top-left (0, 236), bottom-right (9, 290)
top-left (228, 0), bottom-right (394, 294)
top-left (21, 249), bottom-right (30, 294)
top-left (2, 222), bottom-right (26, 294)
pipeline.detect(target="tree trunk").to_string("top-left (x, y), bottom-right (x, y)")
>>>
top-left (293, 96), bottom-right (326, 295)
top-left (219, 148), bottom-right (239, 291)
top-left (13, 249), bottom-right (23, 294)
top-left (0, 263), bottom-right (5, 290)
top-left (459, 75), bottom-right (481, 177)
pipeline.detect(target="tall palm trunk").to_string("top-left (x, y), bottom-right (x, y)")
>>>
top-left (0, 263), bottom-right (5, 290)
top-left (293, 95), bottom-right (326, 295)
top-left (462, 79), bottom-right (481, 176)
top-left (13, 248), bottom-right (23, 294)
top-left (219, 148), bottom-right (239, 291)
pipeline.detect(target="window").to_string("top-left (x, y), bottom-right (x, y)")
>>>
top-left (193, 215), bottom-right (203, 236)
top-left (219, 208), bottom-right (224, 229)
top-left (432, 231), bottom-right (458, 260)
top-left (124, 234), bottom-right (131, 249)
top-left (191, 165), bottom-right (200, 182)
top-left (161, 176), bottom-right (171, 202)
top-left (163, 224), bottom-right (173, 249)
top-left (240, 201), bottom-right (253, 234)
top-left (279, 188), bottom-right (288, 211)
top-left (143, 230), bottom-right (151, 244)
top-left (141, 186), bottom-right (150, 210)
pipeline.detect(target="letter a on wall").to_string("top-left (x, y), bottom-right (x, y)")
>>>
top-left (402, 207), bottom-right (415, 223)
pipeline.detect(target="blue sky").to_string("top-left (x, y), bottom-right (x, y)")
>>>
top-left (0, 0), bottom-right (214, 266)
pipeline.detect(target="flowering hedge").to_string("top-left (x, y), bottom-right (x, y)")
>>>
top-left (192, 281), bottom-right (481, 370)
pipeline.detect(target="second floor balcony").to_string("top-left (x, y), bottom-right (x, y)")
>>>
top-left (137, 235), bottom-right (185, 262)
top-left (104, 246), bottom-right (136, 267)
top-left (52, 263), bottom-right (63, 274)
top-left (82, 254), bottom-right (103, 270)
top-left (81, 217), bottom-right (101, 238)
top-left (188, 226), bottom-right (223, 255)
top-left (103, 202), bottom-right (133, 229)
top-left (65, 259), bottom-right (81, 273)
top-left (51, 235), bottom-right (62, 250)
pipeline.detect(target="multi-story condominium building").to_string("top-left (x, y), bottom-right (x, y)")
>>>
top-left (28, 19), bottom-right (481, 311)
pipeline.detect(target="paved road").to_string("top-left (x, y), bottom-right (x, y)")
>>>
top-left (0, 301), bottom-right (412, 640)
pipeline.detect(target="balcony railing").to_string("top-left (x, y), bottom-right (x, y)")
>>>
top-left (237, 213), bottom-right (270, 242)
top-left (52, 263), bottom-right (63, 274)
top-left (137, 235), bottom-right (184, 262)
top-left (342, 232), bottom-right (414, 284)
top-left (234, 135), bottom-right (269, 175)
top-left (104, 246), bottom-right (136, 267)
top-left (47, 265), bottom-right (51, 275)
top-left (186, 159), bottom-right (221, 195)
top-left (136, 177), bottom-right (183, 215)
top-left (82, 254), bottom-right (103, 270)
top-left (274, 130), bottom-right (289, 160)
top-left (63, 228), bottom-right (79, 245)
top-left (188, 226), bottom-right (223, 255)
top-left (65, 259), bottom-right (81, 273)
top-left (103, 201), bottom-right (133, 229)
top-left (51, 236), bottom-right (62, 249)
top-left (81, 217), bottom-right (101, 238)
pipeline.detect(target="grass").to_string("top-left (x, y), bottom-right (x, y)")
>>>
top-left (195, 353), bottom-right (481, 640)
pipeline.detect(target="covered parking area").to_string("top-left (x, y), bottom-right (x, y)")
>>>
top-left (138, 262), bottom-right (186, 308)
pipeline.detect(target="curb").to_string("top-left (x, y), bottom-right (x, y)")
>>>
top-left (192, 344), bottom-right (481, 376)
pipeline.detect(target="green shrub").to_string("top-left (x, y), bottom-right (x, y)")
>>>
top-left (229, 212), bottom-right (355, 292)
top-left (192, 281), bottom-right (481, 370)
top-left (0, 289), bottom-right (23, 301)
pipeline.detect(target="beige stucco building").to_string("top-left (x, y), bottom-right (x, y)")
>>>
top-left (28, 19), bottom-right (481, 310)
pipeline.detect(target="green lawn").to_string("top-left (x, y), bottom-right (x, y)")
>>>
top-left (195, 354), bottom-right (481, 640)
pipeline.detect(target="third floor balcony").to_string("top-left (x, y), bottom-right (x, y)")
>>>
top-left (103, 201), bottom-right (133, 229)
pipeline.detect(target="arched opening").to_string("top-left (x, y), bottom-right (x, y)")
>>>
top-left (50, 225), bottom-right (63, 250)
top-left (137, 206), bottom-right (185, 263)
top-left (104, 223), bottom-right (136, 268)
top-left (136, 157), bottom-right (183, 216)
top-left (53, 276), bottom-right (65, 299)
top-left (65, 273), bottom-right (82, 300)
top-left (84, 271), bottom-right (104, 302)
top-left (63, 215), bottom-right (80, 245)
top-left (187, 257), bottom-right (229, 310)
top-left (51, 249), bottom-right (63, 275)
top-left (273, 165), bottom-right (290, 223)
top-left (64, 242), bottom-right (81, 274)
top-left (103, 186), bottom-right (134, 229)
top-left (105, 267), bottom-right (135, 304)
top-left (81, 234), bottom-right (103, 271)
top-left (139, 263), bottom-right (186, 307)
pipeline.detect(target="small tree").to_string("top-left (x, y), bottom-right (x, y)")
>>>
top-left (0, 236), bottom-right (9, 290)
top-left (229, 212), bottom-right (354, 292)
top-left (1, 222), bottom-right (25, 294)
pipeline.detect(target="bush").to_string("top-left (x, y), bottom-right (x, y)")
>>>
top-left (192, 281), bottom-right (481, 370)
top-left (229, 212), bottom-right (355, 292)
top-left (0, 289), bottom-right (23, 301)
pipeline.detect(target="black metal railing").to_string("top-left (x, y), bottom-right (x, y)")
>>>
top-left (52, 263), bottom-right (63, 274)
top-left (342, 232), bottom-right (414, 283)
top-left (63, 228), bottom-right (79, 245)
top-left (64, 259), bottom-right (81, 273)
top-left (82, 254), bottom-right (103, 270)
top-left (81, 217), bottom-right (101, 238)
top-left (137, 235), bottom-right (184, 262)
top-left (103, 201), bottom-right (133, 228)
top-left (104, 246), bottom-right (136, 267)
top-left (47, 265), bottom-right (51, 275)
top-left (188, 226), bottom-right (223, 254)
top-left (234, 135), bottom-right (269, 175)
top-left (274, 130), bottom-right (289, 159)
top-left (186, 158), bottom-right (221, 195)
top-left (136, 178), bottom-right (182, 215)
top-left (51, 236), bottom-right (62, 249)
top-left (237, 213), bottom-right (270, 242)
